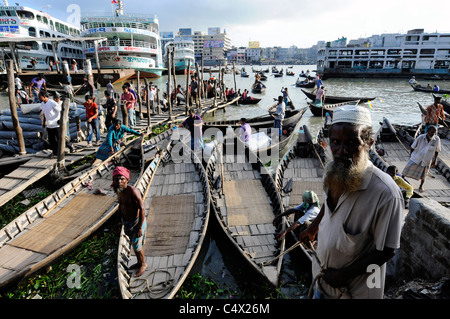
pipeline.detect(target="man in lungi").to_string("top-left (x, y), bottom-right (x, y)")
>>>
top-left (402, 125), bottom-right (441, 193)
top-left (298, 105), bottom-right (403, 299)
top-left (112, 166), bottom-right (147, 277)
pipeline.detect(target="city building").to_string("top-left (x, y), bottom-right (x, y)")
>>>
top-left (316, 29), bottom-right (450, 78)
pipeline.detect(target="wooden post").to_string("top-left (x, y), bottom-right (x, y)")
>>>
top-left (62, 60), bottom-right (71, 85)
top-left (8, 43), bottom-right (21, 73)
top-left (167, 47), bottom-right (173, 118)
top-left (194, 62), bottom-right (200, 106)
top-left (232, 62), bottom-right (238, 105)
top-left (93, 40), bottom-right (101, 76)
top-left (6, 59), bottom-right (26, 155)
top-left (156, 87), bottom-right (161, 114)
top-left (201, 55), bottom-right (205, 99)
top-left (221, 68), bottom-right (226, 102)
top-left (185, 60), bottom-right (190, 115)
top-left (136, 71), bottom-right (143, 119)
top-left (56, 95), bottom-right (71, 169)
top-left (50, 41), bottom-right (61, 73)
top-left (143, 77), bottom-right (151, 128)
top-left (171, 48), bottom-right (177, 99)
top-left (85, 59), bottom-right (95, 99)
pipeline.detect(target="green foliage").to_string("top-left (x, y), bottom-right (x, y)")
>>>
top-left (0, 220), bottom-right (120, 299)
top-left (176, 273), bottom-right (238, 299)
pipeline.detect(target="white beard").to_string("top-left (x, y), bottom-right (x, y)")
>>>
top-left (323, 149), bottom-right (369, 194)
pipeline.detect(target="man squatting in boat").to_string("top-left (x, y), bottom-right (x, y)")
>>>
top-left (112, 166), bottom-right (147, 277)
top-left (298, 105), bottom-right (403, 299)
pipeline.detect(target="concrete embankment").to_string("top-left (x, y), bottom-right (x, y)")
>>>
top-left (387, 198), bottom-right (450, 286)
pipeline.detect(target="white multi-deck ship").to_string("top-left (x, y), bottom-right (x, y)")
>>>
top-left (163, 36), bottom-right (195, 74)
top-left (80, 0), bottom-right (164, 77)
top-left (316, 29), bottom-right (450, 79)
top-left (0, 1), bottom-right (84, 72)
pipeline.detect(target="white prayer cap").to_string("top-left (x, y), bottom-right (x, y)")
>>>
top-left (332, 105), bottom-right (372, 127)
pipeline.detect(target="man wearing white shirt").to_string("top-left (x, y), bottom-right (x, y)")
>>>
top-left (402, 125), bottom-right (441, 192)
top-left (39, 91), bottom-right (61, 155)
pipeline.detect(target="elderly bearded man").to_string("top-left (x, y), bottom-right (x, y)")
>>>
top-left (299, 105), bottom-right (403, 299)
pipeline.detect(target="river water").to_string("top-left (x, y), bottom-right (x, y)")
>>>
top-left (0, 65), bottom-right (448, 298)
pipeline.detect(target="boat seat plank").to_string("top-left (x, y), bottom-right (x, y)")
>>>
top-left (7, 193), bottom-right (116, 255)
top-left (223, 180), bottom-right (274, 227)
top-left (0, 245), bottom-right (46, 274)
top-left (143, 195), bottom-right (195, 257)
top-left (289, 180), bottom-right (324, 209)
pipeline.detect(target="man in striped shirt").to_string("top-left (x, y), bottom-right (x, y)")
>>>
top-left (424, 96), bottom-right (445, 132)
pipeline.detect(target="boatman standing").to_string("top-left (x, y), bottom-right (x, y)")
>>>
top-left (269, 96), bottom-right (285, 137)
top-left (423, 95), bottom-right (445, 132)
top-left (402, 124), bottom-right (441, 193)
top-left (299, 105), bottom-right (403, 299)
top-left (112, 166), bottom-right (147, 277)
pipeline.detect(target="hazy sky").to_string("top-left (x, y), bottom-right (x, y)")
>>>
top-left (9, 0), bottom-right (450, 48)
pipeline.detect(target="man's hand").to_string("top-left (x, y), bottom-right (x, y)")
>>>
top-left (322, 268), bottom-right (348, 289)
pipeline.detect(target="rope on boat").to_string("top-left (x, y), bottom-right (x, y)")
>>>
top-left (129, 269), bottom-right (175, 299)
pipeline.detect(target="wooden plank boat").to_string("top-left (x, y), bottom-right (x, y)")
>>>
top-left (251, 81), bottom-right (266, 94)
top-left (301, 89), bottom-right (376, 104)
top-left (295, 80), bottom-right (315, 88)
top-left (0, 135), bottom-right (145, 289)
top-left (307, 100), bottom-right (360, 117)
top-left (274, 125), bottom-right (329, 260)
top-left (238, 98), bottom-right (261, 105)
top-left (117, 134), bottom-right (210, 299)
top-left (410, 83), bottom-right (450, 94)
top-left (205, 137), bottom-right (286, 287)
top-left (203, 107), bottom-right (303, 131)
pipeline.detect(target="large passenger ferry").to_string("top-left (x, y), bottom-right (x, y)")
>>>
top-left (80, 0), bottom-right (164, 77)
top-left (163, 36), bottom-right (195, 74)
top-left (316, 29), bottom-right (450, 79)
top-left (0, 0), bottom-right (84, 72)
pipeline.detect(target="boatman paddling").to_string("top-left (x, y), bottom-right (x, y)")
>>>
top-left (112, 166), bottom-right (147, 277)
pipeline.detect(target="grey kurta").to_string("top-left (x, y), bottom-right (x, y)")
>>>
top-left (313, 162), bottom-right (404, 298)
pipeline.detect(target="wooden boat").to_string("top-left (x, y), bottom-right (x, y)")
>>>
top-left (307, 100), bottom-right (360, 117)
top-left (274, 73), bottom-right (283, 78)
top-left (286, 71), bottom-right (295, 76)
top-left (205, 137), bottom-right (286, 287)
top-left (241, 73), bottom-right (249, 78)
top-left (257, 73), bottom-right (268, 81)
top-left (238, 97), bottom-right (261, 105)
top-left (0, 135), bottom-right (145, 289)
top-left (251, 81), bottom-right (266, 94)
top-left (46, 83), bottom-right (89, 95)
top-left (301, 89), bottom-right (376, 104)
top-left (203, 107), bottom-right (304, 131)
top-left (295, 79), bottom-right (315, 88)
top-left (272, 66), bottom-right (279, 73)
top-left (211, 107), bottom-right (306, 162)
top-left (117, 134), bottom-right (210, 299)
top-left (274, 125), bottom-right (329, 261)
top-left (410, 83), bottom-right (450, 94)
